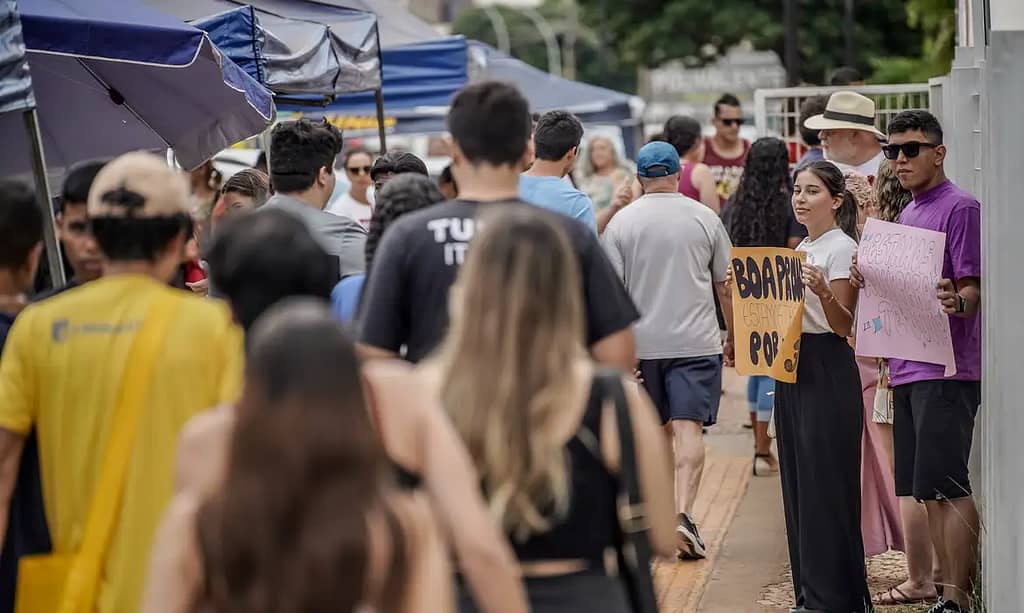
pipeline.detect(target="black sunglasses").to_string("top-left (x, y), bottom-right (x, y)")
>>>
top-left (347, 165), bottom-right (372, 175)
top-left (881, 141), bottom-right (938, 160)
top-left (720, 118), bottom-right (745, 127)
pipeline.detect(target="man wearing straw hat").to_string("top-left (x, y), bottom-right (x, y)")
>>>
top-left (804, 91), bottom-right (886, 179)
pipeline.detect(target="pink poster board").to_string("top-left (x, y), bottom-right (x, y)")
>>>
top-left (854, 218), bottom-right (956, 376)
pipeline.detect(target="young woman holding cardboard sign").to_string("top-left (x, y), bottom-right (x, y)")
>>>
top-left (775, 160), bottom-right (870, 612)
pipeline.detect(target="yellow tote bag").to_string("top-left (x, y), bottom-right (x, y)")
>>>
top-left (15, 294), bottom-right (181, 613)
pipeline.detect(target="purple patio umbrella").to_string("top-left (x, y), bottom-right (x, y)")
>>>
top-left (0, 0), bottom-right (276, 284)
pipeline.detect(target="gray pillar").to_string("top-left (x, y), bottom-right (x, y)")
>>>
top-left (981, 5), bottom-right (1024, 609)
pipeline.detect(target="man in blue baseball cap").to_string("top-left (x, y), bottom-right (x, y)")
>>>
top-left (600, 140), bottom-right (736, 561)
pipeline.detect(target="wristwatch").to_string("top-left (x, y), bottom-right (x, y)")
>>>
top-left (955, 294), bottom-right (967, 314)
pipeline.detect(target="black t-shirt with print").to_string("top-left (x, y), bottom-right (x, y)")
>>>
top-left (358, 199), bottom-right (639, 363)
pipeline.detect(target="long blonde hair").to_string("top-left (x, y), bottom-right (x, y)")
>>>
top-left (436, 206), bottom-right (585, 541)
top-left (874, 160), bottom-right (913, 223)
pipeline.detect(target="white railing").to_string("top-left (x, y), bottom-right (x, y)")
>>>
top-left (753, 84), bottom-right (931, 143)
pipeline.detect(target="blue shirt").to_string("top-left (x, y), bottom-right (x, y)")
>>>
top-left (331, 274), bottom-right (366, 323)
top-left (519, 174), bottom-right (597, 234)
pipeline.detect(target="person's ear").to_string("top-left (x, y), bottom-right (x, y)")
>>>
top-left (55, 212), bottom-right (65, 240)
top-left (520, 139), bottom-right (535, 171)
top-left (934, 144), bottom-right (947, 167)
top-left (318, 165), bottom-right (332, 187)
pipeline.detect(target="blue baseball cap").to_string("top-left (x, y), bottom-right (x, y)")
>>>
top-left (636, 141), bottom-right (681, 178)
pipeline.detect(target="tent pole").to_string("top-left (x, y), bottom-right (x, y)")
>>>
top-left (375, 88), bottom-right (387, 153)
top-left (23, 108), bottom-right (65, 288)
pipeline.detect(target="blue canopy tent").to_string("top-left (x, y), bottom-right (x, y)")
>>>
top-left (299, 41), bottom-right (641, 156)
top-left (154, 0), bottom-right (382, 97)
top-left (272, 0), bottom-right (468, 130)
top-left (153, 0), bottom-right (469, 150)
top-left (304, 0), bottom-right (469, 112)
top-left (0, 0), bottom-right (275, 284)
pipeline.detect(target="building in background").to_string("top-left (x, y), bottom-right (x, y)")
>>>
top-left (643, 42), bottom-right (786, 134)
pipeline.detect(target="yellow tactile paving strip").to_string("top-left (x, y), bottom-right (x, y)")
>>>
top-left (654, 454), bottom-right (753, 612)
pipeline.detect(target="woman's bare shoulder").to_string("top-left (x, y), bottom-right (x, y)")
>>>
top-left (179, 405), bottom-right (236, 455)
top-left (364, 360), bottom-right (438, 417)
top-left (176, 405), bottom-right (236, 493)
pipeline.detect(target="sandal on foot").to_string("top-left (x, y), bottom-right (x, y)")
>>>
top-left (872, 585), bottom-right (934, 605)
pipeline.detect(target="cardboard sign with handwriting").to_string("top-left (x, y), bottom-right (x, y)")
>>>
top-left (730, 247), bottom-right (806, 383)
top-left (854, 218), bottom-right (956, 376)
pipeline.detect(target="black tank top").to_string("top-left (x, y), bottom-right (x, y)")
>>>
top-left (510, 376), bottom-right (618, 564)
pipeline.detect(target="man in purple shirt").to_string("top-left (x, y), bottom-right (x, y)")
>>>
top-left (852, 110), bottom-right (981, 613)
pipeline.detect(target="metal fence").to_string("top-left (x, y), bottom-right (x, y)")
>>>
top-left (752, 84), bottom-right (931, 144)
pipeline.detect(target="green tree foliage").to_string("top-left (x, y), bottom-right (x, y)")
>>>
top-left (870, 0), bottom-right (955, 83)
top-left (452, 0), bottom-right (954, 92)
top-left (575, 0), bottom-right (924, 85)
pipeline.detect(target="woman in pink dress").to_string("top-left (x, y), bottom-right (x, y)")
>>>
top-left (846, 171), bottom-right (904, 558)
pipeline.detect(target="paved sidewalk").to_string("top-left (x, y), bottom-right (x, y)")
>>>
top-left (661, 370), bottom-right (926, 613)
top-left (654, 369), bottom-right (756, 612)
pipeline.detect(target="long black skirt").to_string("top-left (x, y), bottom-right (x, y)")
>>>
top-left (774, 333), bottom-right (870, 613)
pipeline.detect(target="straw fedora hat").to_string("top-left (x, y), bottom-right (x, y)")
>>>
top-left (804, 91), bottom-right (885, 139)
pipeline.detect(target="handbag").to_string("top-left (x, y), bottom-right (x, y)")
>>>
top-left (15, 293), bottom-right (181, 613)
top-left (596, 371), bottom-right (659, 613)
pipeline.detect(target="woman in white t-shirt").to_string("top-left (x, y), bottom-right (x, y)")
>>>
top-left (326, 148), bottom-right (374, 228)
top-left (775, 160), bottom-right (869, 612)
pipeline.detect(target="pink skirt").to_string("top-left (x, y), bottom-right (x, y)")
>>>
top-left (857, 356), bottom-right (904, 556)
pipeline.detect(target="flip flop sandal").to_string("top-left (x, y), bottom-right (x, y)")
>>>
top-left (872, 586), bottom-right (933, 606)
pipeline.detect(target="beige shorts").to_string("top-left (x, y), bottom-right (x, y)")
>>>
top-left (873, 360), bottom-right (894, 424)
top-left (873, 386), bottom-right (894, 424)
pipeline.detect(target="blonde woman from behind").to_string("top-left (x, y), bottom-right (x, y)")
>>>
top-left (425, 205), bottom-right (676, 613)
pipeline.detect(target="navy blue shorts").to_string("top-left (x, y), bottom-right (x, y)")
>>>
top-left (639, 356), bottom-right (723, 425)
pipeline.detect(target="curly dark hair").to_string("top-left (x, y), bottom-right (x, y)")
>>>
top-left (725, 137), bottom-right (792, 247)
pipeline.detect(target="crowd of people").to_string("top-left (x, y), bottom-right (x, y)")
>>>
top-left (0, 75), bottom-right (981, 613)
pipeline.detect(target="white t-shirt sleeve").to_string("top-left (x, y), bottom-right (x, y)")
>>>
top-left (826, 233), bottom-right (857, 281)
top-left (709, 217), bottom-right (733, 283)
top-left (599, 225), bottom-right (626, 284)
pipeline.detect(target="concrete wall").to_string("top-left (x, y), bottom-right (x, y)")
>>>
top-left (940, 2), bottom-right (1024, 608)
top-left (979, 27), bottom-right (1024, 613)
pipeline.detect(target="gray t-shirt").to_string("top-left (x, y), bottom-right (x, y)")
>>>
top-left (262, 192), bottom-right (367, 279)
top-left (601, 192), bottom-right (732, 360)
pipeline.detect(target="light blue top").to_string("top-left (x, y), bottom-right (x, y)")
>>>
top-left (331, 273), bottom-right (366, 323)
top-left (518, 174), bottom-right (598, 234)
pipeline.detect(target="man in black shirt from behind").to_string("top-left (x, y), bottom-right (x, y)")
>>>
top-left (357, 81), bottom-right (639, 369)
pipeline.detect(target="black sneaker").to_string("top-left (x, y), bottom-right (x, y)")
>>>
top-left (676, 513), bottom-right (706, 560)
top-left (927, 599), bottom-right (964, 613)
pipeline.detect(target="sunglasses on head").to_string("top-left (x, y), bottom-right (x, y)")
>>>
top-left (347, 165), bottom-right (372, 175)
top-left (720, 118), bottom-right (745, 127)
top-left (881, 141), bottom-right (938, 160)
